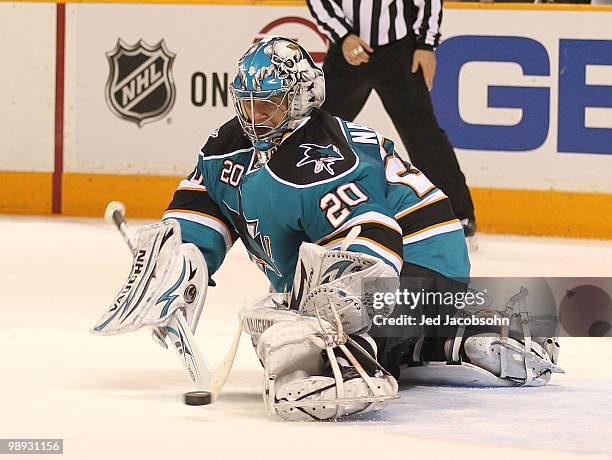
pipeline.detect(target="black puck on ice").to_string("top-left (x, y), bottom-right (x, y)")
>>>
top-left (184, 391), bottom-right (212, 406)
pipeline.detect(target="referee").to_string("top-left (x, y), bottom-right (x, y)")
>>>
top-left (307, 0), bottom-right (477, 244)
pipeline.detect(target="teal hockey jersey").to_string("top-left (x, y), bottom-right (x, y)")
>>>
top-left (164, 109), bottom-right (469, 293)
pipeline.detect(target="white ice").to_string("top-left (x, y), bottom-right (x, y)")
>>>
top-left (1, 216), bottom-right (611, 459)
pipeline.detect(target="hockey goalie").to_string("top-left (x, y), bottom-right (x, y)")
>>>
top-left (93, 37), bottom-right (562, 421)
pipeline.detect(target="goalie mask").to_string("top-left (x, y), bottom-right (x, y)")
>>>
top-left (230, 37), bottom-right (325, 156)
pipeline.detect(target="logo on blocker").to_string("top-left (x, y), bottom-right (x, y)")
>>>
top-left (105, 39), bottom-right (176, 126)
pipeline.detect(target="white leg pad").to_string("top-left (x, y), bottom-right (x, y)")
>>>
top-left (251, 310), bottom-right (398, 420)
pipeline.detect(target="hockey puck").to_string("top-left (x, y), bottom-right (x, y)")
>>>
top-left (184, 391), bottom-right (212, 406)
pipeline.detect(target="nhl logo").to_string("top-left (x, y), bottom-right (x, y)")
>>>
top-left (105, 39), bottom-right (176, 126)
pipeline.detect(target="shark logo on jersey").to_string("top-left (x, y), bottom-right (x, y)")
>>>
top-left (296, 143), bottom-right (344, 175)
top-left (105, 39), bottom-right (176, 127)
top-left (224, 189), bottom-right (282, 276)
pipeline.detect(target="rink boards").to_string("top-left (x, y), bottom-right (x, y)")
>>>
top-left (0, 1), bottom-right (611, 238)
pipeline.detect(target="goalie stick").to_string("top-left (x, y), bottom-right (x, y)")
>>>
top-left (103, 201), bottom-right (243, 402)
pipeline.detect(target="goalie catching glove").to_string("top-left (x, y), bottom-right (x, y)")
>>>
top-left (290, 241), bottom-right (400, 334)
top-left (92, 219), bottom-right (208, 337)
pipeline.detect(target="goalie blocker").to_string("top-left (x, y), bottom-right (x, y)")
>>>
top-left (92, 217), bottom-right (243, 399)
top-left (92, 220), bottom-right (207, 335)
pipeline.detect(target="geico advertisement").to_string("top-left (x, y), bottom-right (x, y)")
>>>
top-left (64, 5), bottom-right (612, 192)
top-left (432, 9), bottom-right (612, 192)
top-left (433, 36), bottom-right (612, 155)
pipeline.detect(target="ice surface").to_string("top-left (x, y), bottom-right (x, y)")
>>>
top-left (1, 216), bottom-right (611, 459)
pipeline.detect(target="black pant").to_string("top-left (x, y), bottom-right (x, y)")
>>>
top-left (322, 38), bottom-right (475, 221)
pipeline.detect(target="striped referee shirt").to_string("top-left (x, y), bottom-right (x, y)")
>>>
top-left (307, 0), bottom-right (442, 49)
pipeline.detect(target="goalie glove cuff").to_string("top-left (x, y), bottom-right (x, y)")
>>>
top-left (290, 242), bottom-right (400, 332)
